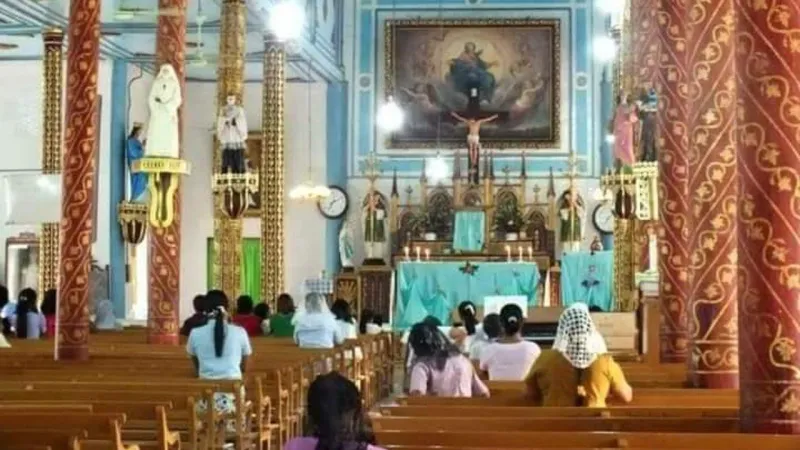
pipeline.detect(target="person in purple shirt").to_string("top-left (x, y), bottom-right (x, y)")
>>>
top-left (284, 372), bottom-right (383, 450)
top-left (407, 322), bottom-right (490, 398)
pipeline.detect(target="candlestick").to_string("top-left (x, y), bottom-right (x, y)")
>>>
top-left (527, 246), bottom-right (533, 261)
top-left (415, 246), bottom-right (421, 262)
top-left (518, 246), bottom-right (523, 262)
top-left (424, 248), bottom-right (431, 261)
top-left (505, 245), bottom-right (511, 262)
top-left (403, 246), bottom-right (410, 261)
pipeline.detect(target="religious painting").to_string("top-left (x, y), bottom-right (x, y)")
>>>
top-left (213, 132), bottom-right (262, 217)
top-left (384, 18), bottom-right (561, 149)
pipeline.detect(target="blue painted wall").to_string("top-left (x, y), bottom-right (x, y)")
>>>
top-left (109, 60), bottom-right (128, 318)
top-left (344, 0), bottom-right (605, 179)
top-left (326, 81), bottom-right (349, 273)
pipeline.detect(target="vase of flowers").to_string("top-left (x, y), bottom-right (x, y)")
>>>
top-left (494, 201), bottom-right (525, 241)
top-left (412, 212), bottom-right (436, 240)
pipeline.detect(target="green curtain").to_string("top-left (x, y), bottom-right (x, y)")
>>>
top-left (453, 210), bottom-right (485, 252)
top-left (206, 238), bottom-right (263, 302)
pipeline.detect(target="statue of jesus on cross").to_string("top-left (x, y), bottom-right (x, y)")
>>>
top-left (450, 111), bottom-right (498, 184)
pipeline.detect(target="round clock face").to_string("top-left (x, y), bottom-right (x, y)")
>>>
top-left (593, 203), bottom-right (615, 234)
top-left (318, 186), bottom-right (349, 219)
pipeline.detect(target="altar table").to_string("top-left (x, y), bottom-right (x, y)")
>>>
top-left (394, 261), bottom-right (540, 330)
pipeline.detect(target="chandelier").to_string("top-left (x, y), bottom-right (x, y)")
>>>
top-left (289, 180), bottom-right (331, 200)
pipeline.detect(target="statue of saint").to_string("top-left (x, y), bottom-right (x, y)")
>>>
top-left (362, 192), bottom-right (387, 261)
top-left (145, 64), bottom-right (182, 159)
top-left (339, 220), bottom-right (355, 270)
top-left (637, 88), bottom-right (658, 162)
top-left (450, 111), bottom-right (498, 184)
top-left (613, 93), bottom-right (638, 166)
top-left (559, 188), bottom-right (585, 252)
top-left (126, 123), bottom-right (147, 201)
top-left (217, 94), bottom-right (249, 174)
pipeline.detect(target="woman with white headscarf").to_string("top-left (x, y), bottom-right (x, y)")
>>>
top-left (293, 293), bottom-right (344, 349)
top-left (524, 303), bottom-right (632, 407)
top-left (93, 299), bottom-right (120, 331)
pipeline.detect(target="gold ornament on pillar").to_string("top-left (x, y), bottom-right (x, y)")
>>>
top-left (117, 202), bottom-right (148, 246)
top-left (39, 28), bottom-right (64, 294)
top-left (261, 32), bottom-right (286, 308)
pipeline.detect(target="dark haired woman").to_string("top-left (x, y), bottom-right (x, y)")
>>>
top-left (285, 372), bottom-right (383, 450)
top-left (232, 295), bottom-right (261, 337)
top-left (479, 304), bottom-right (540, 380)
top-left (181, 294), bottom-right (208, 337)
top-left (187, 290), bottom-right (252, 432)
top-left (0, 284), bottom-right (11, 335)
top-left (469, 313), bottom-right (502, 363)
top-left (408, 322), bottom-right (489, 398)
top-left (331, 299), bottom-right (357, 341)
top-left (14, 289), bottom-right (46, 339)
top-left (267, 293), bottom-right (295, 337)
top-left (254, 302), bottom-right (270, 335)
top-left (449, 301), bottom-right (480, 354)
top-left (40, 289), bottom-right (57, 338)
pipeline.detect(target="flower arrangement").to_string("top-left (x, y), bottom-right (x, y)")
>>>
top-left (494, 201), bottom-right (525, 234)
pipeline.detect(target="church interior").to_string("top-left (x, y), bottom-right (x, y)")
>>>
top-left (0, 0), bottom-right (799, 447)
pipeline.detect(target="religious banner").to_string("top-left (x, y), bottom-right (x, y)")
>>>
top-left (384, 18), bottom-right (561, 149)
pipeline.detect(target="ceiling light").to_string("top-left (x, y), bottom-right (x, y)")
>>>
top-left (605, 134), bottom-right (616, 144)
top-left (289, 180), bottom-right (330, 201)
top-left (426, 154), bottom-right (449, 183)
top-left (593, 36), bottom-right (617, 62)
top-left (376, 96), bottom-right (404, 132)
top-left (268, 1), bottom-right (305, 41)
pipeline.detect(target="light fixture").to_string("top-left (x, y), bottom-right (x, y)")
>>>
top-left (593, 36), bottom-right (617, 62)
top-left (426, 153), bottom-right (449, 183)
top-left (605, 133), bottom-right (616, 144)
top-left (595, 0), bottom-right (625, 13)
top-left (289, 61), bottom-right (330, 202)
top-left (268, 1), bottom-right (305, 41)
top-left (376, 96), bottom-right (404, 132)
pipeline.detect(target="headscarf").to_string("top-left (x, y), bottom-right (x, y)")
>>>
top-left (94, 299), bottom-right (117, 330)
top-left (292, 293), bottom-right (332, 325)
top-left (552, 303), bottom-right (606, 369)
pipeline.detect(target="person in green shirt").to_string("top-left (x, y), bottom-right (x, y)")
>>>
top-left (267, 293), bottom-right (295, 337)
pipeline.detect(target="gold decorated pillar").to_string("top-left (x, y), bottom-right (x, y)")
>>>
top-left (39, 29), bottom-right (63, 294)
top-left (213, 0), bottom-right (247, 301)
top-left (261, 32), bottom-right (286, 306)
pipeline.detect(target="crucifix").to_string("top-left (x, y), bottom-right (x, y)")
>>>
top-left (446, 86), bottom-right (503, 185)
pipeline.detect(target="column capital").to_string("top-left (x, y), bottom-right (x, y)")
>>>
top-left (42, 28), bottom-right (64, 47)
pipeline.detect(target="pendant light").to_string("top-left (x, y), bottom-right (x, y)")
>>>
top-left (289, 62), bottom-right (331, 201)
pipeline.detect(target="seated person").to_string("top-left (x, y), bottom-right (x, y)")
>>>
top-left (449, 301), bottom-right (481, 354)
top-left (285, 372), bottom-right (383, 450)
top-left (294, 293), bottom-right (343, 349)
top-left (479, 304), bottom-right (541, 380)
top-left (232, 295), bottom-right (262, 337)
top-left (1, 285), bottom-right (14, 335)
top-left (181, 294), bottom-right (208, 337)
top-left (469, 313), bottom-right (502, 362)
top-left (40, 289), bottom-right (57, 338)
top-left (267, 293), bottom-right (295, 337)
top-left (254, 302), bottom-right (270, 336)
top-left (331, 299), bottom-right (357, 340)
top-left (92, 298), bottom-right (120, 331)
top-left (525, 304), bottom-right (632, 407)
top-left (402, 316), bottom-right (453, 369)
top-left (359, 309), bottom-right (386, 335)
top-left (408, 322), bottom-right (490, 398)
top-left (13, 289), bottom-right (46, 339)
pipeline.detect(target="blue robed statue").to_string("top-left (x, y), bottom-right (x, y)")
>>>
top-left (126, 123), bottom-right (147, 201)
top-left (448, 42), bottom-right (497, 103)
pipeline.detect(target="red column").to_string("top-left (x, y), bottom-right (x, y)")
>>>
top-left (685, 0), bottom-right (739, 388)
top-left (147, 0), bottom-right (186, 345)
top-left (631, 0), bottom-right (660, 91)
top-left (655, 0), bottom-right (690, 363)
top-left (736, 0), bottom-right (800, 433)
top-left (56, 0), bottom-right (101, 361)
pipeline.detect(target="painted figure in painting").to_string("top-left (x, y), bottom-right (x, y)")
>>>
top-left (637, 88), bottom-right (658, 162)
top-left (448, 42), bottom-right (497, 103)
top-left (145, 64), bottom-right (182, 159)
top-left (559, 188), bottom-right (585, 252)
top-left (217, 94), bottom-right (249, 174)
top-left (451, 111), bottom-right (498, 184)
top-left (126, 123), bottom-right (147, 201)
top-left (509, 76), bottom-right (546, 120)
top-left (613, 93), bottom-right (638, 167)
top-left (362, 192), bottom-right (387, 261)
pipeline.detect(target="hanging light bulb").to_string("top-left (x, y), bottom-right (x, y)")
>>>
top-left (605, 133), bottom-right (616, 144)
top-left (426, 153), bottom-right (449, 183)
top-left (593, 36), bottom-right (617, 62)
top-left (289, 180), bottom-right (331, 201)
top-left (376, 96), bottom-right (404, 132)
top-left (268, 1), bottom-right (305, 41)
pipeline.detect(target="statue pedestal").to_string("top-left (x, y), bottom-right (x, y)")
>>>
top-left (212, 172), bottom-right (259, 219)
top-left (132, 157), bottom-right (191, 228)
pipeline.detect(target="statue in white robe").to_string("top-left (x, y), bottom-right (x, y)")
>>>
top-left (145, 64), bottom-right (182, 159)
top-left (217, 94), bottom-right (249, 174)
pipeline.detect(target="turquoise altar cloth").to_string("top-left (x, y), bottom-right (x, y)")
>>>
top-left (394, 261), bottom-right (540, 330)
top-left (560, 250), bottom-right (614, 312)
top-left (453, 210), bottom-right (485, 252)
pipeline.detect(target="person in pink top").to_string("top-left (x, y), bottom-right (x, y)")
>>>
top-left (284, 372), bottom-right (384, 450)
top-left (479, 304), bottom-right (541, 380)
top-left (407, 322), bottom-right (490, 398)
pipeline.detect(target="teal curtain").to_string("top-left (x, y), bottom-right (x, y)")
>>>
top-left (453, 210), bottom-right (485, 252)
top-left (560, 250), bottom-right (614, 312)
top-left (394, 262), bottom-right (540, 330)
top-left (206, 238), bottom-right (263, 302)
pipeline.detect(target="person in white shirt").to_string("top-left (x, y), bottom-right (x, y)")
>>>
top-left (294, 293), bottom-right (344, 349)
top-left (479, 304), bottom-right (541, 381)
top-left (12, 288), bottom-right (46, 340)
top-left (331, 299), bottom-right (358, 340)
top-left (449, 301), bottom-right (481, 354)
top-left (469, 313), bottom-right (502, 362)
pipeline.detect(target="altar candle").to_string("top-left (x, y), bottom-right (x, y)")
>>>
top-left (404, 246), bottom-right (410, 260)
top-left (527, 246), bottom-right (533, 261)
top-left (425, 248), bottom-right (431, 261)
top-left (415, 246), bottom-right (421, 261)
top-left (518, 246), bottom-right (524, 262)
top-left (648, 231), bottom-right (658, 272)
top-left (505, 245), bottom-right (511, 262)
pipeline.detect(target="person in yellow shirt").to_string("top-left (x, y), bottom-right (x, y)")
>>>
top-left (524, 304), bottom-right (633, 407)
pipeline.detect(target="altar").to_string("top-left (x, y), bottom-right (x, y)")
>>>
top-left (394, 261), bottom-right (539, 329)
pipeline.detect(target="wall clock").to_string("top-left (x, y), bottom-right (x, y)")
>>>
top-left (317, 186), bottom-right (349, 219)
top-left (592, 202), bottom-right (615, 235)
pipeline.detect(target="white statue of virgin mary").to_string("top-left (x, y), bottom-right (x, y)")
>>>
top-left (145, 64), bottom-right (182, 158)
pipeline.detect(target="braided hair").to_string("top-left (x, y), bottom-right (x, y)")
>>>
top-left (457, 301), bottom-right (478, 335)
top-left (205, 290), bottom-right (229, 358)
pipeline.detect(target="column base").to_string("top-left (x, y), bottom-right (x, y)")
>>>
top-left (687, 371), bottom-right (739, 389)
top-left (56, 346), bottom-right (89, 361)
top-left (147, 333), bottom-right (179, 345)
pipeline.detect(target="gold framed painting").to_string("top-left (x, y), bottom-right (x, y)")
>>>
top-left (384, 18), bottom-right (561, 149)
top-left (213, 132), bottom-right (262, 217)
